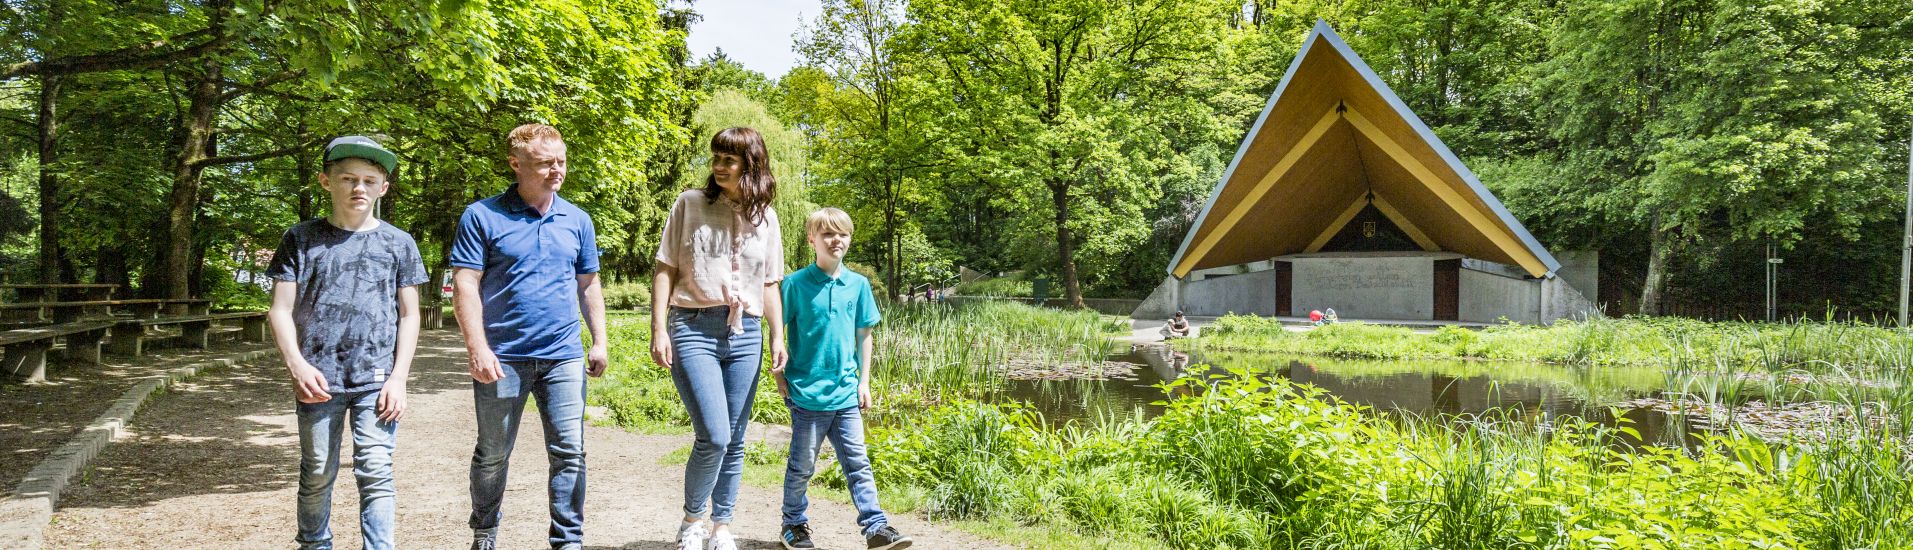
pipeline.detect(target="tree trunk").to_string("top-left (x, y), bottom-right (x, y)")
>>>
top-left (36, 75), bottom-right (67, 284)
top-left (1639, 212), bottom-right (1671, 316)
top-left (884, 172), bottom-right (900, 299)
top-left (1049, 179), bottom-right (1084, 309)
top-left (296, 144), bottom-right (315, 220)
top-left (95, 247), bottom-right (126, 293)
top-left (165, 57), bottom-right (222, 300)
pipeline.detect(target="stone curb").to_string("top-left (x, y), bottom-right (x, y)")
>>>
top-left (0, 347), bottom-right (277, 549)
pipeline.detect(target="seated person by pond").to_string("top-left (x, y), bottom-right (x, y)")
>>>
top-left (1162, 311), bottom-right (1191, 339)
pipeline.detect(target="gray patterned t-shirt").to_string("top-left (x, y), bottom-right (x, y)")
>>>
top-left (265, 219), bottom-right (430, 394)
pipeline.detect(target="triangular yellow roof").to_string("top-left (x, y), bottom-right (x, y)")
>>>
top-left (1169, 21), bottom-right (1559, 278)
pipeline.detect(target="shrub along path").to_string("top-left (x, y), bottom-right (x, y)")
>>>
top-left (45, 329), bottom-right (1004, 549)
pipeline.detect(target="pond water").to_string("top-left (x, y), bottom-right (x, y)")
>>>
top-left (1001, 343), bottom-right (1698, 446)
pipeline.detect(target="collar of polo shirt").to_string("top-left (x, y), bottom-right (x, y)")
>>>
top-left (501, 184), bottom-right (567, 217)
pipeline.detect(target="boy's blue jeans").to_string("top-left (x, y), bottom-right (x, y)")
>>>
top-left (668, 305), bottom-right (762, 525)
top-left (296, 390), bottom-right (397, 550)
top-left (782, 401), bottom-right (889, 536)
top-left (469, 357), bottom-right (588, 547)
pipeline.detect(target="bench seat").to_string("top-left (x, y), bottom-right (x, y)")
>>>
top-left (110, 311), bottom-right (267, 357)
top-left (1, 320), bottom-right (115, 383)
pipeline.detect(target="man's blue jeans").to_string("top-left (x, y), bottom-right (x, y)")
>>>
top-left (469, 357), bottom-right (587, 547)
top-left (296, 390), bottom-right (397, 550)
top-left (668, 305), bottom-right (762, 525)
top-left (782, 401), bottom-right (888, 536)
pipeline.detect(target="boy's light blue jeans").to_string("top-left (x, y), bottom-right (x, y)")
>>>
top-left (296, 390), bottom-right (397, 550)
top-left (668, 305), bottom-right (762, 525)
top-left (469, 357), bottom-right (588, 547)
top-left (782, 401), bottom-right (889, 536)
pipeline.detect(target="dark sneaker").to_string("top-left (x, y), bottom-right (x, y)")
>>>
top-left (781, 523), bottom-right (816, 549)
top-left (470, 534), bottom-right (496, 550)
top-left (866, 525), bottom-right (913, 550)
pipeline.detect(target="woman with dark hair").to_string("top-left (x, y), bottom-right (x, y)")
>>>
top-left (650, 127), bottom-right (787, 550)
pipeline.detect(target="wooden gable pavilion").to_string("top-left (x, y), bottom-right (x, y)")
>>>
top-left (1168, 21), bottom-right (1559, 280)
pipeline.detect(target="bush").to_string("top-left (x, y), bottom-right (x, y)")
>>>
top-left (603, 280), bottom-right (649, 310)
top-left (954, 275), bottom-right (1032, 298)
top-left (846, 262), bottom-right (889, 302)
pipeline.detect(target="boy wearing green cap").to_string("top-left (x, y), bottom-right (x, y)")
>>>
top-left (266, 135), bottom-right (427, 550)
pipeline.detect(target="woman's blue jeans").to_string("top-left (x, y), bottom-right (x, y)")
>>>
top-left (669, 305), bottom-right (763, 524)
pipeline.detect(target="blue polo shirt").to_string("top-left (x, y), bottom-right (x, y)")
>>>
top-left (781, 263), bottom-right (882, 412)
top-left (449, 184), bottom-right (600, 361)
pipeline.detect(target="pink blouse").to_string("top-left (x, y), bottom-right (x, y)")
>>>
top-left (654, 189), bottom-right (784, 333)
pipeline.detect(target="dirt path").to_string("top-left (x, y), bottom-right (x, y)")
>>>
top-left (45, 329), bottom-right (1010, 549)
top-left (0, 339), bottom-right (270, 498)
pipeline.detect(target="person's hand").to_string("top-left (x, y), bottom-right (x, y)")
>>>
top-left (774, 372), bottom-right (790, 399)
top-left (376, 380), bottom-right (407, 422)
top-left (586, 343), bottom-right (609, 378)
top-left (858, 382), bottom-right (873, 410)
top-left (650, 335), bottom-right (674, 369)
top-left (770, 340), bottom-right (789, 373)
top-left (468, 347), bottom-right (505, 383)
top-left (290, 363), bottom-right (331, 403)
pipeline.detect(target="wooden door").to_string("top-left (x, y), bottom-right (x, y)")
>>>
top-left (1433, 259), bottom-right (1459, 321)
top-left (1275, 261), bottom-right (1293, 317)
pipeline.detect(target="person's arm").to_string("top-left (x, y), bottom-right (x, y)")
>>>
top-left (269, 280), bottom-right (330, 403)
top-left (453, 267), bottom-right (503, 383)
top-left (773, 281), bottom-right (796, 398)
top-left (856, 326), bottom-right (874, 410)
top-left (379, 285), bottom-right (420, 421)
top-left (650, 266), bottom-right (675, 368)
top-left (765, 280), bottom-right (786, 372)
top-left (578, 272), bottom-right (608, 377)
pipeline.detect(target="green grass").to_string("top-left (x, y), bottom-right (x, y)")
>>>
top-left (591, 301), bottom-right (1125, 433)
top-left (1202, 348), bottom-right (1668, 406)
top-left (1192, 314), bottom-right (1913, 374)
top-left (595, 303), bottom-right (1913, 549)
top-left (952, 275), bottom-right (1033, 298)
top-left (864, 371), bottom-right (1912, 549)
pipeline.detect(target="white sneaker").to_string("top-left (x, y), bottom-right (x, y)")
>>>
top-left (709, 528), bottom-right (738, 550)
top-left (677, 519), bottom-right (710, 550)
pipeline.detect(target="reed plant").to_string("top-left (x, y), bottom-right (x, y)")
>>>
top-left (860, 366), bottom-right (1907, 549)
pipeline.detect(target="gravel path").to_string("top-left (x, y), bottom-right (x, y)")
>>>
top-left (45, 329), bottom-right (1008, 549)
top-left (0, 339), bottom-right (270, 498)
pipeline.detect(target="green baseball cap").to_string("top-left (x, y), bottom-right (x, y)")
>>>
top-left (324, 135), bottom-right (398, 176)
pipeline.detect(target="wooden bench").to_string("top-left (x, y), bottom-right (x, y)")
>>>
top-left (0, 283), bottom-right (118, 304)
top-left (1, 320), bottom-right (114, 383)
top-left (0, 298), bottom-right (211, 324)
top-left (109, 311), bottom-right (267, 357)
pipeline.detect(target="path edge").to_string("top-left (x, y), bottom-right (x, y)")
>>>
top-left (0, 347), bottom-right (277, 549)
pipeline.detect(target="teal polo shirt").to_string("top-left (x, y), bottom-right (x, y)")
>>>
top-left (781, 263), bottom-right (882, 411)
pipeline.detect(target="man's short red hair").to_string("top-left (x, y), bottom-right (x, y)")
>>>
top-left (507, 123), bottom-right (563, 155)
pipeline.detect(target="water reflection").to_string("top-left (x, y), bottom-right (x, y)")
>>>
top-left (1000, 344), bottom-right (1697, 447)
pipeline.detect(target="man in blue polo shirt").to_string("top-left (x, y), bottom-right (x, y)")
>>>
top-left (449, 123), bottom-right (609, 550)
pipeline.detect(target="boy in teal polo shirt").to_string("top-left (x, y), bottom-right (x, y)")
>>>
top-left (774, 207), bottom-right (912, 550)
